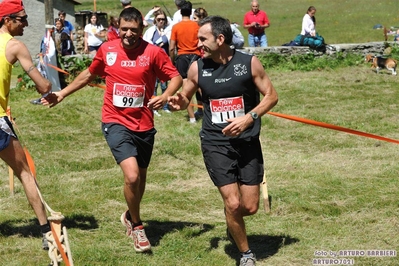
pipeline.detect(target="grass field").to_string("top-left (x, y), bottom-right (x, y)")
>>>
top-left (1, 1), bottom-right (399, 265)
top-left (1, 63), bottom-right (399, 265)
top-left (76, 0), bottom-right (399, 46)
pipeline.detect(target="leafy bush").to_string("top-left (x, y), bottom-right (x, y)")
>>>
top-left (14, 55), bottom-right (104, 90)
top-left (258, 51), bottom-right (364, 72)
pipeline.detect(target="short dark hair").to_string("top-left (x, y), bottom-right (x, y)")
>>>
top-left (180, 1), bottom-right (192, 17)
top-left (119, 7), bottom-right (144, 28)
top-left (199, 16), bottom-right (233, 46)
top-left (58, 10), bottom-right (66, 17)
top-left (175, 0), bottom-right (186, 8)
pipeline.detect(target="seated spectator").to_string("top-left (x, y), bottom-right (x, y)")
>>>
top-left (395, 30), bottom-right (399, 41)
top-left (230, 21), bottom-right (245, 49)
top-left (301, 6), bottom-right (316, 37)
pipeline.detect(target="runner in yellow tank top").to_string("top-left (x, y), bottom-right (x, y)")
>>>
top-left (0, 0), bottom-right (53, 250)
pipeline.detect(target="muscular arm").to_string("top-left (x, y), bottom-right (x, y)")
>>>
top-left (249, 56), bottom-right (278, 116)
top-left (222, 56), bottom-right (278, 136)
top-left (7, 39), bottom-right (51, 95)
top-left (42, 68), bottom-right (96, 108)
top-left (147, 74), bottom-right (183, 110)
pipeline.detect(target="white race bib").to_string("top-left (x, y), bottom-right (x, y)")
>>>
top-left (209, 96), bottom-right (245, 124)
top-left (113, 83), bottom-right (145, 108)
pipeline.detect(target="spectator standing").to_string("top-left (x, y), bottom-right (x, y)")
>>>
top-left (60, 32), bottom-right (75, 56)
top-left (301, 6), bottom-right (316, 37)
top-left (0, 0), bottom-right (52, 250)
top-left (144, 6), bottom-right (172, 26)
top-left (53, 18), bottom-right (69, 88)
top-left (143, 9), bottom-right (173, 115)
top-left (120, 0), bottom-right (148, 27)
top-left (169, 1), bottom-right (201, 123)
top-left (193, 7), bottom-right (207, 22)
top-left (58, 10), bottom-right (74, 41)
top-left (172, 0), bottom-right (194, 25)
top-left (84, 13), bottom-right (106, 55)
top-left (192, 7), bottom-right (208, 119)
top-left (54, 18), bottom-right (70, 55)
top-left (42, 7), bottom-right (183, 253)
top-left (120, 0), bottom-right (132, 8)
top-left (107, 16), bottom-right (119, 41)
top-left (168, 15), bottom-right (278, 266)
top-left (243, 0), bottom-right (270, 47)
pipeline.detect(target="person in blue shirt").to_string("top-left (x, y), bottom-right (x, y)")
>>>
top-left (58, 10), bottom-right (74, 42)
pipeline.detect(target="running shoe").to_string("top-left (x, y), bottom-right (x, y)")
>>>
top-left (120, 211), bottom-right (151, 252)
top-left (240, 252), bottom-right (256, 266)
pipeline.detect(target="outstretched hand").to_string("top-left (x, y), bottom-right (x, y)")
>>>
top-left (41, 92), bottom-right (64, 108)
top-left (167, 92), bottom-right (188, 111)
top-left (147, 95), bottom-right (166, 110)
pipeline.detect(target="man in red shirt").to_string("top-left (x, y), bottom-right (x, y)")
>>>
top-left (169, 1), bottom-right (201, 123)
top-left (243, 0), bottom-right (270, 47)
top-left (43, 7), bottom-right (182, 253)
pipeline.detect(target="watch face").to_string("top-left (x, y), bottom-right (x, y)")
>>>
top-left (251, 112), bottom-right (258, 120)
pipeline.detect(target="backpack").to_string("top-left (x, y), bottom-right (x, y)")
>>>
top-left (294, 33), bottom-right (326, 52)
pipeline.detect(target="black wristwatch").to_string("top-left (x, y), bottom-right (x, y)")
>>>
top-left (249, 111), bottom-right (258, 120)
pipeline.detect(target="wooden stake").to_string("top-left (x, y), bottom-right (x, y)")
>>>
top-left (9, 167), bottom-right (14, 196)
top-left (262, 174), bottom-right (271, 213)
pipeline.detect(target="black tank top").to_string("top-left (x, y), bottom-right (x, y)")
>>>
top-left (197, 50), bottom-right (261, 145)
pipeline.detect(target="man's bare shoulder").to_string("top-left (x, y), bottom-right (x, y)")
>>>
top-left (5, 38), bottom-right (29, 64)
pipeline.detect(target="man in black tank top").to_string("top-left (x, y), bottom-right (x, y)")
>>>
top-left (168, 15), bottom-right (278, 266)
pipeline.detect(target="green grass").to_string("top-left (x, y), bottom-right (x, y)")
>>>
top-left (1, 1), bottom-right (399, 265)
top-left (2, 64), bottom-right (399, 265)
top-left (77, 0), bottom-right (399, 46)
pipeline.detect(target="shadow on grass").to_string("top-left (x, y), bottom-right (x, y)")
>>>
top-left (210, 234), bottom-right (299, 265)
top-left (0, 213), bottom-right (98, 238)
top-left (145, 220), bottom-right (214, 247)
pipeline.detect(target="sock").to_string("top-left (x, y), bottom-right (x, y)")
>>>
top-left (40, 221), bottom-right (51, 234)
top-left (241, 249), bottom-right (253, 257)
top-left (132, 221), bottom-right (143, 228)
top-left (189, 117), bottom-right (196, 123)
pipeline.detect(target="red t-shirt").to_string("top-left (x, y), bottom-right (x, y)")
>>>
top-left (170, 20), bottom-right (201, 56)
top-left (89, 39), bottom-right (180, 132)
top-left (243, 10), bottom-right (269, 35)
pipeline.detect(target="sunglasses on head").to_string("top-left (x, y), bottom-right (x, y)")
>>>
top-left (10, 15), bottom-right (28, 23)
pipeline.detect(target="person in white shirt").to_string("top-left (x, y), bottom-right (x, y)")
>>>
top-left (84, 13), bottom-right (106, 55)
top-left (230, 22), bottom-right (245, 49)
top-left (301, 6), bottom-right (316, 37)
top-left (172, 0), bottom-right (194, 25)
top-left (144, 6), bottom-right (172, 26)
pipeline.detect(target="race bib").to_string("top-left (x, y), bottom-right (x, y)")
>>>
top-left (209, 96), bottom-right (245, 124)
top-left (113, 83), bottom-right (145, 108)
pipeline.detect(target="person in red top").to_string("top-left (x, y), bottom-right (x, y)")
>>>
top-left (107, 16), bottom-right (119, 41)
top-left (243, 0), bottom-right (270, 47)
top-left (43, 7), bottom-right (182, 253)
top-left (169, 1), bottom-right (201, 123)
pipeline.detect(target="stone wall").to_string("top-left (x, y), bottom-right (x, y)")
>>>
top-left (241, 41), bottom-right (398, 57)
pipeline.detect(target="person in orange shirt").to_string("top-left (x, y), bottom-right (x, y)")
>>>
top-left (169, 1), bottom-right (201, 123)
